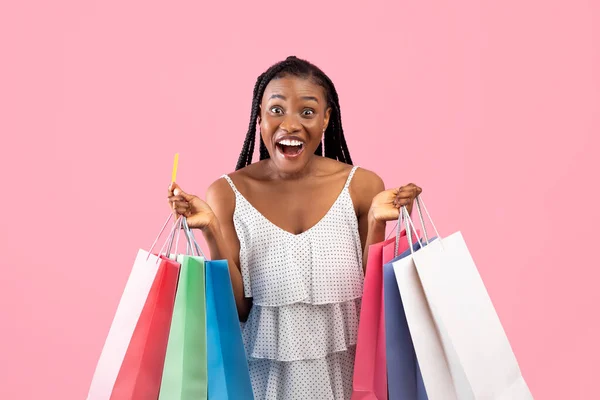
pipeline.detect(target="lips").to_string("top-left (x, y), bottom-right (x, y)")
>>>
top-left (275, 136), bottom-right (305, 159)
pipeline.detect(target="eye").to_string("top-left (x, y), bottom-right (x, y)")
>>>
top-left (270, 106), bottom-right (283, 115)
top-left (302, 109), bottom-right (315, 117)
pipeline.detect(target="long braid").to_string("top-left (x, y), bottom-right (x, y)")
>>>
top-left (235, 74), bottom-right (264, 170)
top-left (236, 56), bottom-right (353, 170)
top-left (320, 73), bottom-right (352, 165)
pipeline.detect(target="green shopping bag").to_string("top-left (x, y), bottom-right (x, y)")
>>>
top-left (158, 219), bottom-right (208, 400)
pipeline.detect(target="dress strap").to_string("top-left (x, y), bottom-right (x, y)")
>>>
top-left (221, 174), bottom-right (240, 195)
top-left (344, 166), bottom-right (360, 189)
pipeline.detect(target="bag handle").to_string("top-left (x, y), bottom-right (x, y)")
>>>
top-left (181, 218), bottom-right (207, 259)
top-left (403, 196), bottom-right (443, 255)
top-left (393, 199), bottom-right (430, 256)
top-left (413, 196), bottom-right (441, 244)
top-left (182, 219), bottom-right (196, 256)
top-left (145, 213), bottom-right (182, 262)
top-left (160, 216), bottom-right (184, 258)
top-left (147, 213), bottom-right (173, 256)
top-left (402, 206), bottom-right (422, 255)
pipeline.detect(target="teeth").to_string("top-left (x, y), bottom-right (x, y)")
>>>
top-left (278, 139), bottom-right (303, 147)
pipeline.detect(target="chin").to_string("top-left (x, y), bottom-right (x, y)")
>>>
top-left (270, 148), bottom-right (313, 175)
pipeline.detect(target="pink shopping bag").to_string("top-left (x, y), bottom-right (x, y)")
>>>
top-left (352, 229), bottom-right (412, 400)
top-left (110, 255), bottom-right (180, 399)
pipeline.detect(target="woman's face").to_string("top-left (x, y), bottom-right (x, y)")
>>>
top-left (259, 75), bottom-right (331, 175)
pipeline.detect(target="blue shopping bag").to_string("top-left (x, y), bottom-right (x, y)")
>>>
top-left (383, 238), bottom-right (433, 400)
top-left (206, 260), bottom-right (254, 400)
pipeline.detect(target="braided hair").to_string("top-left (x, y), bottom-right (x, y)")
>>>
top-left (235, 56), bottom-right (353, 170)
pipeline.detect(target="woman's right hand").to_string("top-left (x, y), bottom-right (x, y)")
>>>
top-left (168, 182), bottom-right (217, 230)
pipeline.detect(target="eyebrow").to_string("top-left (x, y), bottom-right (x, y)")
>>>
top-left (268, 94), bottom-right (320, 103)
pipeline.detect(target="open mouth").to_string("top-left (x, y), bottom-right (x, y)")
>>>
top-left (276, 139), bottom-right (305, 158)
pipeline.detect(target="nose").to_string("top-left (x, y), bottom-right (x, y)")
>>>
top-left (279, 113), bottom-right (301, 133)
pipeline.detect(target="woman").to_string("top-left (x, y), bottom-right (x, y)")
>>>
top-left (168, 56), bottom-right (421, 399)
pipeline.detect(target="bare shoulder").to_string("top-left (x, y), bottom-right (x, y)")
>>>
top-left (206, 161), bottom-right (267, 209)
top-left (205, 175), bottom-right (236, 219)
top-left (352, 166), bottom-right (385, 193)
top-left (317, 158), bottom-right (383, 194)
top-left (349, 166), bottom-right (385, 213)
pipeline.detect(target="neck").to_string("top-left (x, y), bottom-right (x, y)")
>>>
top-left (265, 155), bottom-right (320, 181)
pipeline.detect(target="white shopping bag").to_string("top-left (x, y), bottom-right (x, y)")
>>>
top-left (393, 245), bottom-right (466, 400)
top-left (87, 215), bottom-right (179, 400)
top-left (394, 201), bottom-right (533, 399)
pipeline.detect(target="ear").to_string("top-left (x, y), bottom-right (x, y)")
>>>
top-left (323, 107), bottom-right (332, 131)
top-left (257, 105), bottom-right (262, 124)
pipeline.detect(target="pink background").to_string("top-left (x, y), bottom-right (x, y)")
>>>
top-left (1, 0), bottom-right (598, 398)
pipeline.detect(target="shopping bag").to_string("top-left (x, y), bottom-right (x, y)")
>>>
top-left (158, 253), bottom-right (207, 399)
top-left (87, 215), bottom-right (179, 400)
top-left (110, 254), bottom-right (180, 399)
top-left (398, 200), bottom-right (532, 399)
top-left (159, 219), bottom-right (208, 399)
top-left (383, 234), bottom-right (429, 400)
top-left (413, 231), bottom-right (532, 399)
top-left (352, 227), bottom-right (412, 400)
top-left (205, 259), bottom-right (254, 400)
top-left (393, 237), bottom-right (459, 400)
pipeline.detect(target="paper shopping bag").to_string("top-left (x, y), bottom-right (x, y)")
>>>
top-left (411, 232), bottom-right (533, 399)
top-left (393, 239), bottom-right (461, 400)
top-left (158, 255), bottom-right (207, 400)
top-left (352, 228), bottom-right (412, 400)
top-left (87, 250), bottom-right (167, 400)
top-left (351, 238), bottom-right (392, 400)
top-left (206, 259), bottom-right (254, 400)
top-left (109, 255), bottom-right (179, 399)
top-left (383, 237), bottom-right (429, 400)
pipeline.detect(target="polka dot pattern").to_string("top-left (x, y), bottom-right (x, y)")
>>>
top-left (222, 166), bottom-right (364, 400)
top-left (242, 298), bottom-right (362, 361)
top-left (247, 346), bottom-right (356, 400)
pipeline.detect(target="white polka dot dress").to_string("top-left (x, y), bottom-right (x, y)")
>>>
top-left (221, 166), bottom-right (364, 400)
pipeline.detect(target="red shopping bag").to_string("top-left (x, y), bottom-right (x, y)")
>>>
top-left (87, 215), bottom-right (181, 400)
top-left (109, 255), bottom-right (180, 399)
top-left (352, 230), bottom-right (411, 400)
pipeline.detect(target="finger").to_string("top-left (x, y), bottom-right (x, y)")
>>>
top-left (174, 206), bottom-right (189, 215)
top-left (406, 183), bottom-right (422, 195)
top-left (395, 191), bottom-right (415, 200)
top-left (168, 195), bottom-right (185, 203)
top-left (173, 202), bottom-right (190, 214)
top-left (173, 187), bottom-right (195, 202)
top-left (171, 199), bottom-right (189, 209)
top-left (393, 195), bottom-right (407, 206)
top-left (392, 186), bottom-right (404, 205)
top-left (410, 183), bottom-right (422, 196)
top-left (397, 185), bottom-right (420, 197)
top-left (398, 183), bottom-right (418, 190)
top-left (168, 182), bottom-right (181, 196)
top-left (180, 191), bottom-right (195, 201)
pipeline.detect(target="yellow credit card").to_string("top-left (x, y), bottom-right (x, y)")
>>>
top-left (171, 153), bottom-right (179, 183)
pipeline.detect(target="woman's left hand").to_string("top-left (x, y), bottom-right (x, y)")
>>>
top-left (369, 183), bottom-right (422, 222)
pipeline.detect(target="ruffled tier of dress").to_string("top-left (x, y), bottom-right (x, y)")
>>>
top-left (242, 298), bottom-right (361, 400)
top-left (237, 222), bottom-right (365, 307)
top-left (242, 298), bottom-right (361, 362)
top-left (247, 346), bottom-right (356, 400)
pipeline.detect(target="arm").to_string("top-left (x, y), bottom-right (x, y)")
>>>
top-left (203, 178), bottom-right (253, 322)
top-left (350, 169), bottom-right (422, 273)
top-left (349, 168), bottom-right (386, 272)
